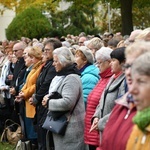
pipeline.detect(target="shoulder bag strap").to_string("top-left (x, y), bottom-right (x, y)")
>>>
top-left (67, 87), bottom-right (81, 122)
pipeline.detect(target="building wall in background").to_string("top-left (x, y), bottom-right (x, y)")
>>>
top-left (0, 1), bottom-right (70, 41)
top-left (0, 5), bottom-right (15, 41)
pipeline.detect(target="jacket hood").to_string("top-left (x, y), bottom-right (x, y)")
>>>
top-left (115, 92), bottom-right (129, 107)
top-left (81, 64), bottom-right (99, 78)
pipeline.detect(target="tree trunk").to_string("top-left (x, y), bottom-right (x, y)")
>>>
top-left (120, 0), bottom-right (133, 35)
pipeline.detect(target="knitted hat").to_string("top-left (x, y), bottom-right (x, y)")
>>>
top-left (78, 46), bottom-right (94, 64)
top-left (110, 47), bottom-right (126, 63)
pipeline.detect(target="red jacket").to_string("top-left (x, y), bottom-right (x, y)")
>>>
top-left (99, 93), bottom-right (136, 150)
top-left (84, 67), bottom-right (113, 146)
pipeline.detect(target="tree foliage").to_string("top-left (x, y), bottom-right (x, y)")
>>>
top-left (1, 0), bottom-right (150, 38)
top-left (0, 0), bottom-right (59, 14)
top-left (54, 0), bottom-right (101, 36)
top-left (6, 7), bottom-right (51, 40)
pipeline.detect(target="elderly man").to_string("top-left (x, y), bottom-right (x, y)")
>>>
top-left (78, 36), bottom-right (87, 46)
top-left (9, 41), bottom-right (27, 122)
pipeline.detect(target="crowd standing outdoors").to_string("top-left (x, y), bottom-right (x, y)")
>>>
top-left (0, 27), bottom-right (150, 150)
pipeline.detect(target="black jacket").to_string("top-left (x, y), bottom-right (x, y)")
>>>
top-left (33, 59), bottom-right (56, 125)
top-left (11, 57), bottom-right (26, 95)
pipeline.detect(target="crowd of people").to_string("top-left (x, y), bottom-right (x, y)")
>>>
top-left (0, 27), bottom-right (150, 150)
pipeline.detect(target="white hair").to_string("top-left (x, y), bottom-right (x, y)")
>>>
top-left (53, 47), bottom-right (75, 67)
top-left (95, 47), bottom-right (113, 61)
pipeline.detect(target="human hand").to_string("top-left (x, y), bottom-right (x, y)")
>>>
top-left (19, 91), bottom-right (25, 98)
top-left (0, 87), bottom-right (7, 91)
top-left (15, 95), bottom-right (23, 102)
top-left (9, 87), bottom-right (16, 95)
top-left (89, 117), bottom-right (99, 132)
top-left (29, 97), bottom-right (34, 105)
top-left (42, 94), bottom-right (49, 107)
top-left (7, 75), bottom-right (13, 80)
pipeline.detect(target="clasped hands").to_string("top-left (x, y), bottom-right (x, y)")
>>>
top-left (89, 117), bottom-right (99, 133)
top-left (15, 91), bottom-right (24, 102)
top-left (42, 94), bottom-right (49, 107)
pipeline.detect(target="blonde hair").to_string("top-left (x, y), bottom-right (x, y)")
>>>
top-left (135, 28), bottom-right (150, 42)
top-left (117, 40), bottom-right (126, 48)
top-left (125, 41), bottom-right (150, 57)
top-left (28, 46), bottom-right (42, 59)
top-left (87, 37), bottom-right (104, 50)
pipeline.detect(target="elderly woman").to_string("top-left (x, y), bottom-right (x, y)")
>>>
top-left (84, 47), bottom-right (113, 150)
top-left (42, 47), bottom-right (88, 150)
top-left (75, 46), bottom-right (99, 107)
top-left (90, 47), bottom-right (127, 143)
top-left (98, 41), bottom-right (150, 150)
top-left (87, 37), bottom-right (104, 59)
top-left (126, 52), bottom-right (150, 150)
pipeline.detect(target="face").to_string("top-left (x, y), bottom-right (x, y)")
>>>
top-left (53, 54), bottom-right (63, 72)
top-left (96, 59), bottom-right (110, 73)
top-left (110, 58), bottom-right (122, 74)
top-left (75, 52), bottom-right (87, 69)
top-left (13, 44), bottom-right (24, 59)
top-left (11, 54), bottom-right (17, 63)
top-left (124, 53), bottom-right (138, 88)
top-left (43, 43), bottom-right (54, 60)
top-left (42, 52), bottom-right (48, 63)
top-left (7, 51), bottom-right (13, 61)
top-left (30, 56), bottom-right (39, 64)
top-left (78, 37), bottom-right (86, 46)
top-left (129, 73), bottom-right (150, 111)
top-left (87, 44), bottom-right (96, 56)
top-left (23, 48), bottom-right (29, 60)
top-left (25, 55), bottom-right (33, 67)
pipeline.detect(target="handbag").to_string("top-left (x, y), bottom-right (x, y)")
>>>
top-left (42, 111), bottom-right (68, 136)
top-left (0, 119), bottom-right (22, 145)
top-left (42, 94), bottom-right (79, 136)
top-left (0, 93), bottom-right (6, 108)
top-left (15, 140), bottom-right (32, 150)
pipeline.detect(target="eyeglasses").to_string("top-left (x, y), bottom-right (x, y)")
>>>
top-left (123, 64), bottom-right (132, 69)
top-left (96, 61), bottom-right (103, 65)
top-left (13, 49), bottom-right (22, 53)
top-left (44, 48), bottom-right (52, 52)
top-left (78, 42), bottom-right (84, 44)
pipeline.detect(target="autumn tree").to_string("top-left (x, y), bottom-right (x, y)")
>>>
top-left (0, 0), bottom-right (59, 14)
top-left (6, 7), bottom-right (51, 40)
top-left (1, 0), bottom-right (150, 37)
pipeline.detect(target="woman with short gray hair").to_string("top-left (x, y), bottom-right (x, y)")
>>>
top-left (53, 47), bottom-right (74, 67)
top-left (42, 47), bottom-right (88, 150)
top-left (84, 47), bottom-right (113, 150)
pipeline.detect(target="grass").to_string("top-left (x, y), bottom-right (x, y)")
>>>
top-left (0, 142), bottom-right (14, 150)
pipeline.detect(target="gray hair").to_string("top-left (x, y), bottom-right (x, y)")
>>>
top-left (131, 52), bottom-right (150, 76)
top-left (95, 47), bottom-right (113, 61)
top-left (53, 47), bottom-right (74, 67)
top-left (125, 41), bottom-right (150, 57)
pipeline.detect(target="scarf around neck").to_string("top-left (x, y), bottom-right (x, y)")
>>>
top-left (56, 63), bottom-right (80, 76)
top-left (49, 76), bottom-right (65, 95)
top-left (133, 107), bottom-right (150, 132)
